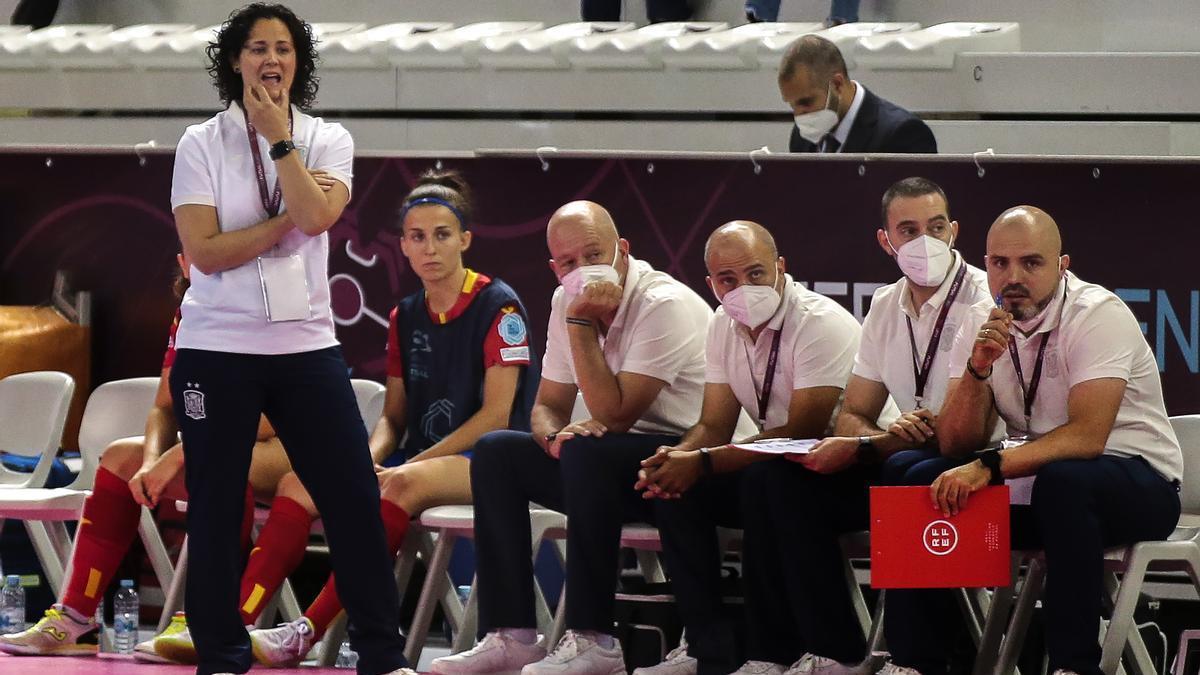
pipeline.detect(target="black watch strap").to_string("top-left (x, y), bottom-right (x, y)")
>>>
top-left (699, 447), bottom-right (714, 475)
top-left (855, 436), bottom-right (880, 465)
top-left (978, 448), bottom-right (1004, 485)
top-left (269, 139), bottom-right (296, 160)
top-left (966, 360), bottom-right (993, 381)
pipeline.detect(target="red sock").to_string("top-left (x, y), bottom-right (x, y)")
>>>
top-left (304, 501), bottom-right (410, 638)
top-left (238, 496), bottom-right (313, 625)
top-left (61, 467), bottom-right (141, 616)
top-left (379, 501), bottom-right (412, 561)
top-left (239, 485), bottom-right (255, 554)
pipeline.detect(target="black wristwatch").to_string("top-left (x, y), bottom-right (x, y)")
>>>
top-left (855, 436), bottom-right (880, 465)
top-left (269, 139), bottom-right (296, 160)
top-left (978, 448), bottom-right (1004, 485)
top-left (966, 360), bottom-right (993, 381)
top-left (698, 447), bottom-right (714, 476)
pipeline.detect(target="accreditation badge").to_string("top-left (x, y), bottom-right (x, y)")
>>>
top-left (257, 253), bottom-right (311, 322)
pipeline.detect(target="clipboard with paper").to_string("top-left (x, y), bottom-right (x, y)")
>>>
top-left (730, 438), bottom-right (819, 455)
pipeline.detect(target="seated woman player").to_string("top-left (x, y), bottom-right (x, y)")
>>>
top-left (149, 169), bottom-right (540, 667)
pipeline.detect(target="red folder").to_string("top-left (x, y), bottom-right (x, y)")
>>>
top-left (869, 485), bottom-right (1011, 589)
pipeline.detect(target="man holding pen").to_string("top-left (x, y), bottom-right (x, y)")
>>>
top-left (880, 205), bottom-right (1182, 675)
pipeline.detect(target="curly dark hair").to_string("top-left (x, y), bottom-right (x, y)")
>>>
top-left (205, 3), bottom-right (320, 109)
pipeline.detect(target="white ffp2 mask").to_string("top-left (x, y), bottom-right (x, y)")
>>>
top-left (561, 240), bottom-right (621, 297)
top-left (888, 234), bottom-right (954, 288)
top-left (718, 271), bottom-right (783, 329)
top-left (793, 84), bottom-right (839, 145)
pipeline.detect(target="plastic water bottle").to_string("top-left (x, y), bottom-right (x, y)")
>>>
top-left (335, 638), bottom-right (359, 668)
top-left (0, 575), bottom-right (25, 634)
top-left (113, 579), bottom-right (139, 654)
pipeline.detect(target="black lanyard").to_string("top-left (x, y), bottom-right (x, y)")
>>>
top-left (904, 259), bottom-right (968, 407)
top-left (243, 107), bottom-right (292, 218)
top-left (1006, 282), bottom-right (1067, 433)
top-left (747, 328), bottom-right (783, 429)
top-left (1008, 332), bottom-right (1051, 434)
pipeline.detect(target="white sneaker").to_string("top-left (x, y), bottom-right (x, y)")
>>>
top-left (731, 661), bottom-right (787, 675)
top-left (877, 663), bottom-right (922, 675)
top-left (134, 612), bottom-right (191, 664)
top-left (0, 604), bottom-right (98, 656)
top-left (249, 616), bottom-right (314, 667)
top-left (632, 639), bottom-right (696, 675)
top-left (430, 630), bottom-right (548, 675)
top-left (522, 630), bottom-right (625, 675)
top-left (784, 654), bottom-right (868, 675)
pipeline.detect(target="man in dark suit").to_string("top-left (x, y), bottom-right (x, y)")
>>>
top-left (780, 35), bottom-right (937, 154)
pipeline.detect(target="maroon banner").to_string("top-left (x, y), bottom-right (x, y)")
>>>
top-left (2, 152), bottom-right (1196, 414)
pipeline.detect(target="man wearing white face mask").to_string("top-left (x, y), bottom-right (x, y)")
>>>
top-left (779, 35), bottom-right (936, 154)
top-left (799, 177), bottom-right (994, 675)
top-left (433, 201), bottom-right (715, 675)
top-left (635, 221), bottom-right (870, 675)
top-left (813, 178), bottom-right (994, 469)
top-left (877, 207), bottom-right (1182, 675)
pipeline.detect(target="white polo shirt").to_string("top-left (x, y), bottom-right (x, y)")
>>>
top-left (705, 275), bottom-right (870, 436)
top-left (170, 102), bottom-right (354, 355)
top-left (542, 256), bottom-right (711, 436)
top-left (949, 271), bottom-right (1183, 483)
top-left (854, 253), bottom-right (994, 414)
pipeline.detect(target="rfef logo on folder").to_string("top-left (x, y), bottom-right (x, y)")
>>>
top-left (870, 485), bottom-right (1011, 589)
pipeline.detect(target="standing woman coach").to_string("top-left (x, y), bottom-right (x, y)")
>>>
top-left (169, 4), bottom-right (410, 674)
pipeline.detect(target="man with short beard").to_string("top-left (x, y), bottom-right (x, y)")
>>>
top-left (880, 206), bottom-right (1183, 675)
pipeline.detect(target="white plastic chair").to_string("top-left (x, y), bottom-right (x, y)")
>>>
top-left (545, 521), bottom-right (670, 649)
top-left (1098, 415), bottom-right (1200, 673)
top-left (388, 22), bottom-right (543, 70)
top-left (856, 22), bottom-right (1022, 71)
top-left (319, 22), bottom-right (453, 69)
top-left (568, 21), bottom-right (729, 70)
top-left (0, 370), bottom-right (75, 489)
top-left (352, 379), bottom-right (388, 433)
top-left (0, 377), bottom-right (155, 598)
top-left (980, 416), bottom-right (1199, 675)
top-left (478, 22), bottom-right (635, 70)
top-left (73, 377), bottom-right (160, 491)
top-left (73, 377), bottom-right (177, 627)
top-left (395, 505), bottom-right (568, 665)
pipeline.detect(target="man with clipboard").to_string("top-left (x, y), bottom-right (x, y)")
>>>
top-left (635, 221), bottom-right (870, 675)
top-left (822, 178), bottom-right (996, 675)
top-left (884, 206), bottom-right (1183, 675)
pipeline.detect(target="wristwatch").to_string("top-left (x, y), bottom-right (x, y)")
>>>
top-left (855, 436), bottom-right (880, 465)
top-left (269, 139), bottom-right (296, 160)
top-left (698, 447), bottom-right (714, 476)
top-left (978, 448), bottom-right (1004, 485)
top-left (966, 360), bottom-right (993, 381)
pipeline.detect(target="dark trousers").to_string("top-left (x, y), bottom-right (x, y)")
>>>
top-left (581, 0), bottom-right (692, 22)
top-left (170, 347), bottom-right (406, 675)
top-left (880, 450), bottom-right (973, 675)
top-left (472, 430), bottom-right (674, 635)
top-left (882, 450), bottom-right (1181, 675)
top-left (741, 458), bottom-right (877, 666)
top-left (654, 471), bottom-right (745, 675)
